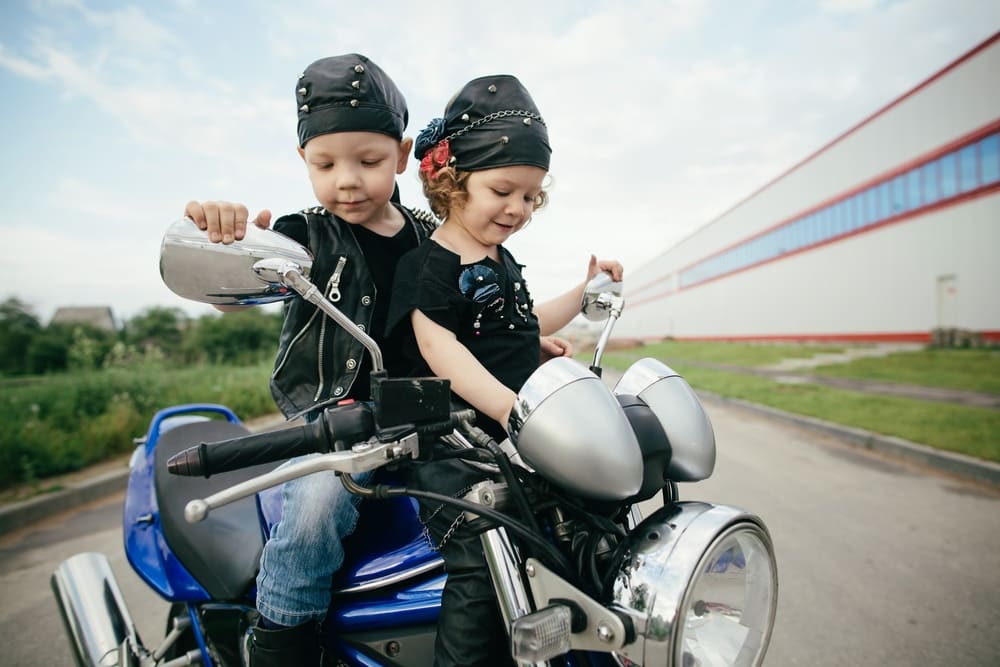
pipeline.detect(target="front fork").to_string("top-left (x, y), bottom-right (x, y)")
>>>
top-left (480, 504), bottom-right (644, 667)
top-left (481, 526), bottom-right (548, 667)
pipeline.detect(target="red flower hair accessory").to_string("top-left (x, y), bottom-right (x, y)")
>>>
top-left (419, 140), bottom-right (452, 179)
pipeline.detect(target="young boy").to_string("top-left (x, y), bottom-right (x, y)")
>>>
top-left (186, 53), bottom-right (431, 666)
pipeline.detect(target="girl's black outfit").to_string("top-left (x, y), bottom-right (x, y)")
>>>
top-left (387, 240), bottom-right (541, 667)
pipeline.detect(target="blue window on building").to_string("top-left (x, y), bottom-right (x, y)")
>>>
top-left (940, 153), bottom-right (958, 198)
top-left (763, 232), bottom-right (778, 260)
top-left (891, 175), bottom-right (906, 214)
top-left (877, 183), bottom-right (891, 222)
top-left (982, 133), bottom-right (1000, 185)
top-left (906, 169), bottom-right (921, 209)
top-left (836, 201), bottom-right (847, 236)
top-left (853, 194), bottom-right (865, 230)
top-left (959, 144), bottom-right (978, 192)
top-left (866, 187), bottom-right (878, 224)
top-left (777, 225), bottom-right (789, 254)
top-left (923, 160), bottom-right (940, 205)
top-left (681, 132), bottom-right (996, 290)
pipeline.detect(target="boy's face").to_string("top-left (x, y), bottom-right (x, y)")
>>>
top-left (453, 165), bottom-right (546, 247)
top-left (298, 132), bottom-right (412, 226)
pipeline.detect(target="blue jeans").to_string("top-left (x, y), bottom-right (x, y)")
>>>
top-left (255, 454), bottom-right (372, 627)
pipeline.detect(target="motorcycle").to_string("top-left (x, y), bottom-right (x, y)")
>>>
top-left (51, 218), bottom-right (778, 666)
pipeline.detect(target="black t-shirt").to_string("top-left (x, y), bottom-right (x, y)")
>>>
top-left (386, 240), bottom-right (541, 440)
top-left (274, 213), bottom-right (419, 399)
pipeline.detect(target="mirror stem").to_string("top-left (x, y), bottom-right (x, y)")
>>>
top-left (282, 269), bottom-right (385, 372)
top-left (590, 296), bottom-right (624, 372)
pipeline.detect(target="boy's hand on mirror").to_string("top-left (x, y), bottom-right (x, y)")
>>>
top-left (540, 335), bottom-right (573, 363)
top-left (184, 201), bottom-right (272, 244)
top-left (586, 254), bottom-right (624, 282)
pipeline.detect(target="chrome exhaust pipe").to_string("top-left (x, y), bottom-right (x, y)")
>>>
top-left (51, 552), bottom-right (143, 667)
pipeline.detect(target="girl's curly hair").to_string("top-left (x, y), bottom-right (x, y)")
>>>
top-left (419, 167), bottom-right (549, 220)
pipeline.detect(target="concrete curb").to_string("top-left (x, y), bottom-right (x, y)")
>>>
top-left (698, 391), bottom-right (1000, 488)
top-left (2, 395), bottom-right (998, 536)
top-left (0, 467), bottom-right (130, 536)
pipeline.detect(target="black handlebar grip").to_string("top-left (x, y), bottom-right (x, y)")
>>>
top-left (167, 401), bottom-right (376, 477)
top-left (167, 420), bottom-right (326, 477)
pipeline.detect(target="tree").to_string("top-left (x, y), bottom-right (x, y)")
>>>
top-left (25, 326), bottom-right (70, 374)
top-left (25, 323), bottom-right (115, 374)
top-left (0, 297), bottom-right (41, 375)
top-left (191, 309), bottom-right (283, 364)
top-left (124, 306), bottom-right (186, 359)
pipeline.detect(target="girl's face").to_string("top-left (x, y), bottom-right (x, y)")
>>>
top-left (452, 165), bottom-right (547, 248)
top-left (298, 132), bottom-right (410, 226)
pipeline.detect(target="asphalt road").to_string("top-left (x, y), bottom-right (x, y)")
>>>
top-left (2, 400), bottom-right (998, 666)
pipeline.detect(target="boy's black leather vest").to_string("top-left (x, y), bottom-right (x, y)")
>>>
top-left (269, 205), bottom-right (437, 419)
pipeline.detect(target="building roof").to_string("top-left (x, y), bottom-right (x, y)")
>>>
top-left (50, 306), bottom-right (118, 332)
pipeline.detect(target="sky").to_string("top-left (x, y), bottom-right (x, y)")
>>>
top-left (1, 0), bottom-right (998, 325)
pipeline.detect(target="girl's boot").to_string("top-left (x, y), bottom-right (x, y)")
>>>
top-left (248, 619), bottom-right (322, 667)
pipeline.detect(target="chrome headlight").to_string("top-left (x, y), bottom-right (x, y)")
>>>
top-left (614, 358), bottom-right (716, 482)
top-left (612, 503), bottom-right (778, 666)
top-left (509, 357), bottom-right (643, 501)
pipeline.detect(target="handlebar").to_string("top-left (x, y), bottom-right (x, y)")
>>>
top-left (167, 402), bottom-right (477, 478)
top-left (167, 401), bottom-right (374, 477)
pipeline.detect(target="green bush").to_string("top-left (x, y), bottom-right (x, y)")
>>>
top-left (0, 362), bottom-right (275, 489)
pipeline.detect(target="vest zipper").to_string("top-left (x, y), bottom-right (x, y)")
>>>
top-left (314, 256), bottom-right (348, 401)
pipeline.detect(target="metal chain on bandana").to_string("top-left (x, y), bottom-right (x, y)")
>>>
top-left (443, 109), bottom-right (546, 144)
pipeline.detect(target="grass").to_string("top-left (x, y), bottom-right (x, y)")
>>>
top-left (0, 361), bottom-right (275, 490)
top-left (601, 340), bottom-right (851, 367)
top-left (598, 346), bottom-right (1000, 463)
top-left (810, 348), bottom-right (1000, 395)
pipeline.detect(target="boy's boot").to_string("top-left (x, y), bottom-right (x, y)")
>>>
top-left (248, 619), bottom-right (323, 667)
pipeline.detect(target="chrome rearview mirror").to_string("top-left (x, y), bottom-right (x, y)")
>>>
top-left (160, 218), bottom-right (314, 305)
top-left (580, 273), bottom-right (623, 322)
top-left (159, 217), bottom-right (385, 372)
top-left (580, 274), bottom-right (625, 373)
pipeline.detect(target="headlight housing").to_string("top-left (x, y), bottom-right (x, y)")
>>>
top-left (611, 503), bottom-right (778, 666)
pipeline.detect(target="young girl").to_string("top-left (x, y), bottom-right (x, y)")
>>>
top-left (386, 74), bottom-right (622, 666)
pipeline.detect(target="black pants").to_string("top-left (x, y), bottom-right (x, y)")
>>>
top-left (409, 455), bottom-right (515, 667)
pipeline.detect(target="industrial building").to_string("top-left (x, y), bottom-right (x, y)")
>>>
top-left (616, 32), bottom-right (1000, 344)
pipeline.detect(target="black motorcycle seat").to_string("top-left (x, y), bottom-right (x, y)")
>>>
top-left (154, 419), bottom-right (282, 600)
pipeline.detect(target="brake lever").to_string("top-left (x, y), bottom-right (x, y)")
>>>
top-left (183, 433), bottom-right (419, 523)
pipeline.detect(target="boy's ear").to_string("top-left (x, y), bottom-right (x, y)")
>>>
top-left (396, 137), bottom-right (413, 174)
top-left (297, 145), bottom-right (306, 161)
